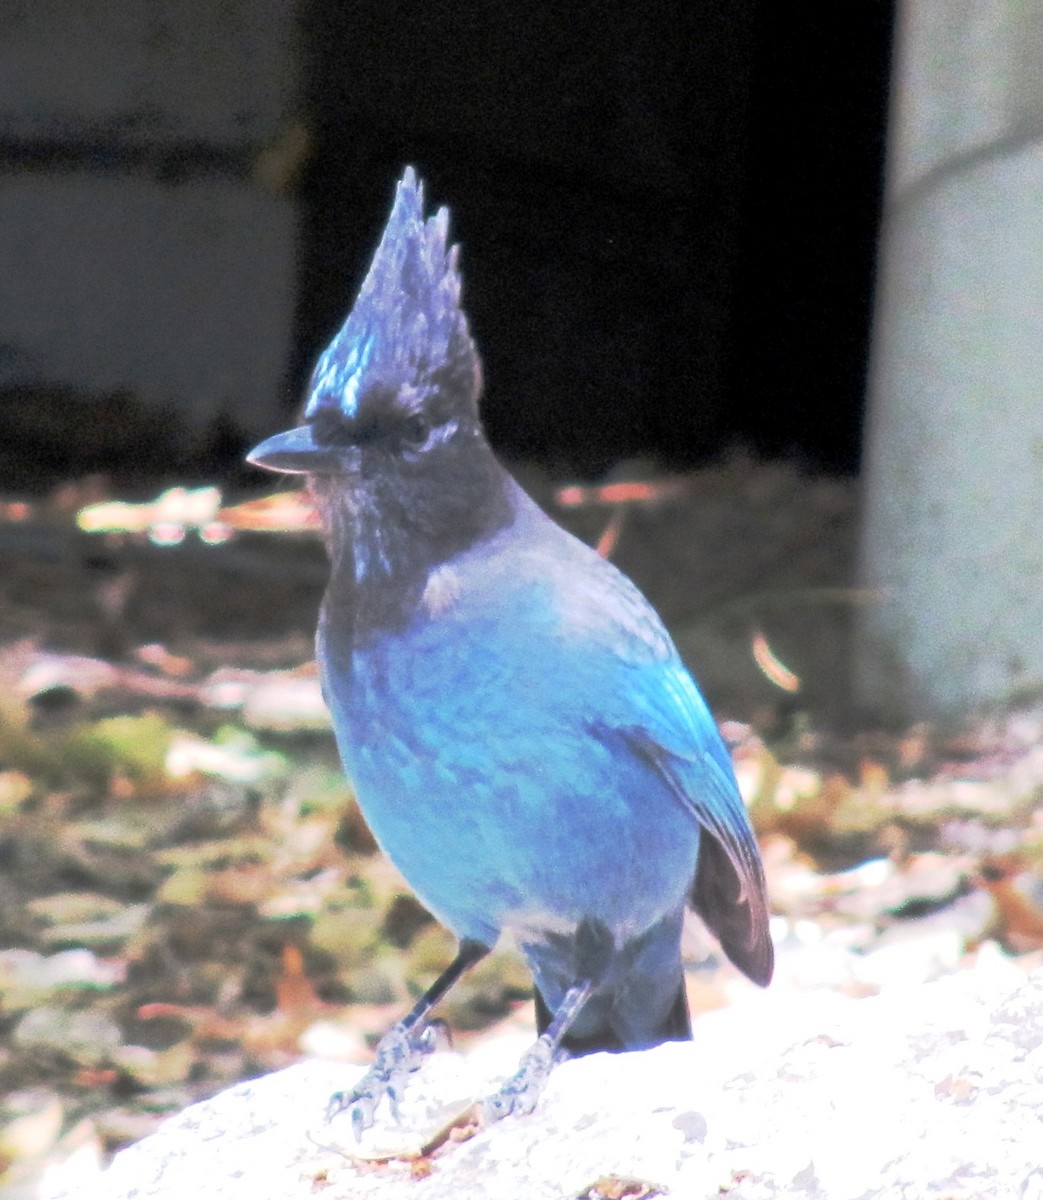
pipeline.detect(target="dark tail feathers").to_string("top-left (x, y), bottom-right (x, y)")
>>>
top-left (533, 979), bottom-right (692, 1056)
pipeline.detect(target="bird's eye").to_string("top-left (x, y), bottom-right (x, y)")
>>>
top-left (403, 414), bottom-right (430, 446)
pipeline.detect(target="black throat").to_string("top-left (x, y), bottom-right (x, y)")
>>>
top-left (310, 444), bottom-right (513, 643)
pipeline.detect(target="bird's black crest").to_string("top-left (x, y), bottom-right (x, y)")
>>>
top-left (304, 167), bottom-right (479, 427)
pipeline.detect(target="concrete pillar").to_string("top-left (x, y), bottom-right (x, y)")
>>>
top-left (857, 2), bottom-right (1043, 718)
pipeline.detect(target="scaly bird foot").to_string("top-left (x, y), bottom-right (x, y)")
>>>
top-left (327, 1021), bottom-right (442, 1138)
top-left (481, 1035), bottom-right (561, 1123)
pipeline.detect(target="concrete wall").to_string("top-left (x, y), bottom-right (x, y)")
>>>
top-left (0, 1), bottom-right (298, 438)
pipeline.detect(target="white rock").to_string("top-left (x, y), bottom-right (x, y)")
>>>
top-left (50, 964), bottom-right (1043, 1200)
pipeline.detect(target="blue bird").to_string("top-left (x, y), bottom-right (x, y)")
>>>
top-left (247, 168), bottom-right (772, 1131)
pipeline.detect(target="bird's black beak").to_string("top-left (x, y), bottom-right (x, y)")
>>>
top-left (247, 424), bottom-right (346, 475)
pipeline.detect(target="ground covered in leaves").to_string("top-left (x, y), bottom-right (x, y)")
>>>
top-left (0, 456), bottom-right (1041, 1194)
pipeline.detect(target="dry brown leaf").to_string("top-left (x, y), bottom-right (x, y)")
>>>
top-left (977, 856), bottom-right (1043, 951)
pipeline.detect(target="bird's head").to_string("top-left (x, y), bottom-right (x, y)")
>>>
top-left (248, 168), bottom-right (507, 568)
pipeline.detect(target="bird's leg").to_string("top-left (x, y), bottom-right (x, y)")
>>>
top-left (328, 938), bottom-right (489, 1137)
top-left (482, 979), bottom-right (593, 1122)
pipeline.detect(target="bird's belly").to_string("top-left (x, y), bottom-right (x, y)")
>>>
top-left (324, 636), bottom-right (699, 947)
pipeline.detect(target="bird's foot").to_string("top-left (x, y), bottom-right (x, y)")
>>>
top-left (327, 1020), bottom-right (443, 1138)
top-left (481, 1035), bottom-right (562, 1123)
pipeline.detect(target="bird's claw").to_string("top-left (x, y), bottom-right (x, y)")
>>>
top-left (481, 1035), bottom-right (558, 1124)
top-left (327, 1021), bottom-right (440, 1137)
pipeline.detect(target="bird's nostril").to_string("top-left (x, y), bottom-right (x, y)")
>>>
top-left (310, 409), bottom-right (356, 446)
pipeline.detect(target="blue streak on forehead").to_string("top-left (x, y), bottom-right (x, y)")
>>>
top-left (305, 333), bottom-right (375, 420)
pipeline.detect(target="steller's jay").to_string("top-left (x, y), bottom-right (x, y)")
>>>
top-left (248, 169), bottom-right (772, 1133)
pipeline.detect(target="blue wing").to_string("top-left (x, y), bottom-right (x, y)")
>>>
top-left (449, 497), bottom-right (775, 984)
top-left (548, 539), bottom-right (774, 986)
top-left (598, 656), bottom-right (773, 986)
